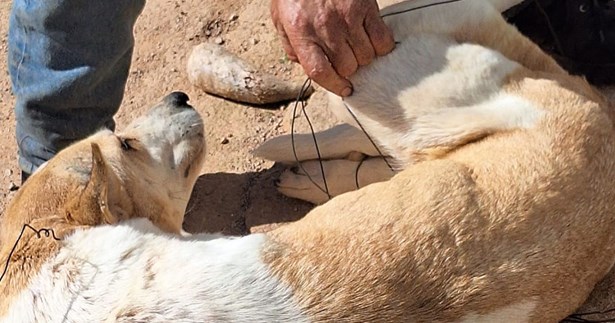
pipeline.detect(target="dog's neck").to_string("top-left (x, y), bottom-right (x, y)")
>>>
top-left (0, 170), bottom-right (86, 316)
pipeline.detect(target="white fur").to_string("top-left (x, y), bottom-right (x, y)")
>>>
top-left (404, 93), bottom-right (544, 149)
top-left (488, 0), bottom-right (526, 12)
top-left (380, 0), bottom-right (500, 40)
top-left (334, 36), bottom-right (533, 164)
top-left (459, 300), bottom-right (537, 323)
top-left (3, 219), bottom-right (305, 323)
top-left (254, 123), bottom-right (380, 163)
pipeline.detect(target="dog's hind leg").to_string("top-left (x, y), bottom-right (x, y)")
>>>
top-left (404, 93), bottom-right (544, 162)
top-left (254, 123), bottom-right (383, 164)
top-left (275, 157), bottom-right (396, 204)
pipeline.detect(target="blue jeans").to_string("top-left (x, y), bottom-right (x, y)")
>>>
top-left (8, 0), bottom-right (145, 174)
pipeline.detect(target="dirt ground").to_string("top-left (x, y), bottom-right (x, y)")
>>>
top-left (0, 0), bottom-right (343, 235)
top-left (3, 1), bottom-right (615, 318)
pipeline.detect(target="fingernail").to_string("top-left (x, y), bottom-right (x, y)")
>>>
top-left (341, 87), bottom-right (353, 97)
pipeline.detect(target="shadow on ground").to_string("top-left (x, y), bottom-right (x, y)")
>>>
top-left (183, 164), bottom-right (314, 235)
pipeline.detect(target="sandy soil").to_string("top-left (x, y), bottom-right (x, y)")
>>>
top-left (2, 0), bottom-right (615, 318)
top-left (0, 0), bottom-right (340, 235)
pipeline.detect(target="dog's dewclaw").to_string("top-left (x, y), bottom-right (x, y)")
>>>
top-left (187, 43), bottom-right (313, 105)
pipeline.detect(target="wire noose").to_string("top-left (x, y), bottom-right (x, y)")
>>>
top-left (0, 224), bottom-right (61, 284)
top-left (288, 0), bottom-right (466, 198)
top-left (289, 79), bottom-right (397, 199)
top-left (290, 78), bottom-right (332, 199)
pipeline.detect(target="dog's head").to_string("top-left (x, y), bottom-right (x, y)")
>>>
top-left (4, 92), bottom-right (206, 237)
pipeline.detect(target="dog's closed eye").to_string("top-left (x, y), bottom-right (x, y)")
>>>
top-left (119, 137), bottom-right (139, 151)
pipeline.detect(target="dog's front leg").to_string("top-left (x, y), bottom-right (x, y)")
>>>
top-left (274, 156), bottom-right (396, 204)
top-left (254, 123), bottom-right (381, 164)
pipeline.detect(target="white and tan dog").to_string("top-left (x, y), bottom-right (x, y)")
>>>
top-left (256, 0), bottom-right (580, 204)
top-left (2, 0), bottom-right (615, 322)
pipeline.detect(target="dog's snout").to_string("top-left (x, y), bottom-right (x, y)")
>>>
top-left (164, 92), bottom-right (191, 108)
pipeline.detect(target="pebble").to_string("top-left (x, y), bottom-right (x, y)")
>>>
top-left (8, 182), bottom-right (19, 192)
top-left (4, 169), bottom-right (12, 178)
top-left (229, 14), bottom-right (239, 21)
top-left (221, 137), bottom-right (230, 145)
top-left (214, 37), bottom-right (224, 45)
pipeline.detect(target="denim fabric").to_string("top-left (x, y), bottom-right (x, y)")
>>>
top-left (8, 0), bottom-right (145, 174)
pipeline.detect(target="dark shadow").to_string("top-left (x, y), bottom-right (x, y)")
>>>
top-left (183, 164), bottom-right (314, 236)
top-left (203, 87), bottom-right (314, 111)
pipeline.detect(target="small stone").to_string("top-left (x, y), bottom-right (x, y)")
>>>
top-left (250, 38), bottom-right (259, 45)
top-left (8, 182), bottom-right (19, 192)
top-left (214, 37), bottom-right (224, 45)
top-left (229, 14), bottom-right (239, 21)
top-left (220, 137), bottom-right (230, 145)
top-left (187, 43), bottom-right (314, 105)
top-left (4, 169), bottom-right (12, 177)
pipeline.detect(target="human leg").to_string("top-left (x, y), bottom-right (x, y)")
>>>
top-left (8, 0), bottom-right (146, 180)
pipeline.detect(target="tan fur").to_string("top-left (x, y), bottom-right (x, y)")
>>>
top-left (0, 96), bottom-right (205, 317)
top-left (258, 1), bottom-right (615, 321)
top-left (4, 0), bottom-right (615, 321)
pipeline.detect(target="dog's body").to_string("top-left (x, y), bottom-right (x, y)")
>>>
top-left (2, 0), bottom-right (615, 322)
top-left (258, 0), bottom-right (615, 321)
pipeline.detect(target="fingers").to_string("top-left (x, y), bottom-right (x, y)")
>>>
top-left (295, 42), bottom-right (354, 97)
top-left (324, 37), bottom-right (358, 78)
top-left (364, 9), bottom-right (396, 56)
top-left (348, 27), bottom-right (376, 66)
top-left (269, 0), bottom-right (395, 97)
top-left (278, 30), bottom-right (299, 62)
top-left (271, 1), bottom-right (298, 62)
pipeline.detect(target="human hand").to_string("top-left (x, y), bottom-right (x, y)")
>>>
top-left (271, 0), bottom-right (395, 97)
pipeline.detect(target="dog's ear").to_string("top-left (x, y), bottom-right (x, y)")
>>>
top-left (64, 143), bottom-right (120, 226)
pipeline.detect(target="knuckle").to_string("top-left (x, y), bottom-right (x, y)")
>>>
top-left (357, 53), bottom-right (373, 66)
top-left (343, 10), bottom-right (364, 27)
top-left (307, 64), bottom-right (328, 80)
top-left (337, 61), bottom-right (357, 78)
top-left (312, 14), bottom-right (329, 30)
top-left (372, 34), bottom-right (395, 55)
top-left (288, 12), bottom-right (310, 30)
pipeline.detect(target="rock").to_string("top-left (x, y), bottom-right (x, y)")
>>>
top-left (187, 43), bottom-right (314, 105)
top-left (4, 169), bottom-right (12, 178)
top-left (8, 182), bottom-right (18, 192)
top-left (214, 37), bottom-right (224, 45)
top-left (220, 137), bottom-right (230, 145)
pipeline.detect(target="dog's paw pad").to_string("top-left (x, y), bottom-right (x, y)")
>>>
top-left (275, 167), bottom-right (329, 204)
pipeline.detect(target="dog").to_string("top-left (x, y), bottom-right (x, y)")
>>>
top-left (254, 0), bottom-right (615, 320)
top-left (256, 0), bottom-right (579, 205)
top-left (2, 0), bottom-right (615, 322)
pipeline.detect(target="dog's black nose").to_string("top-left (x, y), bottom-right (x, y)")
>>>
top-left (164, 91), bottom-right (190, 107)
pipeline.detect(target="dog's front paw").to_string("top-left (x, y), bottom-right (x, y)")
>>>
top-left (274, 157), bottom-right (397, 204)
top-left (253, 135), bottom-right (297, 164)
top-left (275, 162), bottom-right (332, 204)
